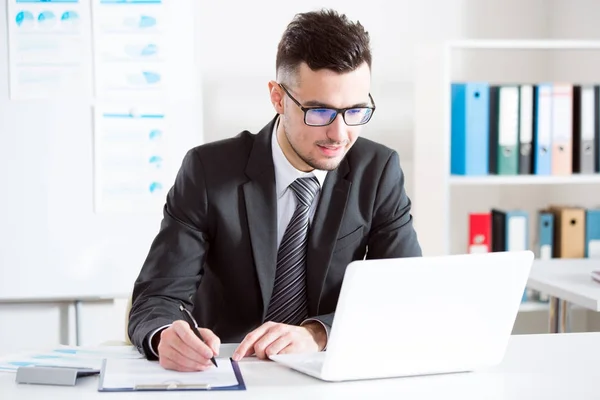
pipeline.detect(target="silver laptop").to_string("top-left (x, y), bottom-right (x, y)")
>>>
top-left (269, 250), bottom-right (534, 382)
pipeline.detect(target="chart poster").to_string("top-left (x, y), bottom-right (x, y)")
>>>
top-left (93, 104), bottom-right (170, 214)
top-left (7, 0), bottom-right (89, 99)
top-left (91, 0), bottom-right (167, 101)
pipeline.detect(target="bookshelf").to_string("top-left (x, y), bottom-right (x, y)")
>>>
top-left (412, 39), bottom-right (600, 317)
top-left (449, 175), bottom-right (600, 186)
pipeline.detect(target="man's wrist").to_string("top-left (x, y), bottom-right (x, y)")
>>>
top-left (147, 324), bottom-right (171, 358)
top-left (302, 321), bottom-right (328, 351)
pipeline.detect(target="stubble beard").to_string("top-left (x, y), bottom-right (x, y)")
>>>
top-left (283, 124), bottom-right (346, 172)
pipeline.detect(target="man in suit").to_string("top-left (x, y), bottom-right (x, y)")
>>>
top-left (128, 8), bottom-right (422, 372)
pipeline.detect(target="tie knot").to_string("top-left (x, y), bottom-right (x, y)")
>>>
top-left (289, 176), bottom-right (320, 207)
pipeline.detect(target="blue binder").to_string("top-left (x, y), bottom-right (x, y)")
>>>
top-left (534, 84), bottom-right (553, 175)
top-left (538, 212), bottom-right (554, 259)
top-left (585, 209), bottom-right (600, 258)
top-left (451, 82), bottom-right (490, 176)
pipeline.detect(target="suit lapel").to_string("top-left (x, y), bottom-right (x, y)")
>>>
top-left (243, 118), bottom-right (278, 320)
top-left (306, 159), bottom-right (351, 316)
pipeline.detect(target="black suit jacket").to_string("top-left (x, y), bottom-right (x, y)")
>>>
top-left (128, 116), bottom-right (422, 359)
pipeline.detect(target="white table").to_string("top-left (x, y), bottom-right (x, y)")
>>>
top-left (0, 293), bottom-right (129, 346)
top-left (527, 259), bottom-right (600, 333)
top-left (1, 333), bottom-right (600, 399)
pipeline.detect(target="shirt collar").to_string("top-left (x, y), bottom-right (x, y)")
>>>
top-left (271, 117), bottom-right (328, 199)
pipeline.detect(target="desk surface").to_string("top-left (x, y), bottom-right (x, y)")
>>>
top-left (527, 259), bottom-right (600, 311)
top-left (2, 333), bottom-right (599, 399)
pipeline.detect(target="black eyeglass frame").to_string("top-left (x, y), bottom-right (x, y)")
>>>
top-left (279, 83), bottom-right (376, 127)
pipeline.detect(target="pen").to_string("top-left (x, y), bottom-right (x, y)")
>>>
top-left (179, 304), bottom-right (218, 368)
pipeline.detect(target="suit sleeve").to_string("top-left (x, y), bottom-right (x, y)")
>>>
top-left (367, 150), bottom-right (422, 258)
top-left (128, 149), bottom-right (211, 360)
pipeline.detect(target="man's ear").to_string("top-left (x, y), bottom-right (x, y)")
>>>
top-left (268, 80), bottom-right (284, 114)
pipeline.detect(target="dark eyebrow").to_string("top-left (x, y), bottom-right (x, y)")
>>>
top-left (303, 100), bottom-right (370, 109)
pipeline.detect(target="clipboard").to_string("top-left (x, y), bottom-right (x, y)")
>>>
top-left (97, 357), bottom-right (246, 392)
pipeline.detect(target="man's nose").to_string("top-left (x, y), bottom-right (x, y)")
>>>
top-left (326, 113), bottom-right (348, 144)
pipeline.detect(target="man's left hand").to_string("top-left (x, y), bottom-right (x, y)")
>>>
top-left (232, 321), bottom-right (327, 361)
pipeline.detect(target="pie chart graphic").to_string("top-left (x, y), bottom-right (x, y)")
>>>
top-left (38, 10), bottom-right (56, 28)
top-left (148, 155), bottom-right (163, 168)
top-left (15, 11), bottom-right (34, 27)
top-left (124, 44), bottom-right (158, 59)
top-left (123, 15), bottom-right (156, 29)
top-left (142, 71), bottom-right (161, 84)
top-left (149, 182), bottom-right (163, 194)
top-left (61, 10), bottom-right (80, 27)
top-left (140, 44), bottom-right (158, 56)
top-left (126, 71), bottom-right (161, 86)
top-left (148, 129), bottom-right (162, 140)
top-left (138, 15), bottom-right (156, 28)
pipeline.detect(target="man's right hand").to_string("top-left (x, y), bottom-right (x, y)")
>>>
top-left (156, 320), bottom-right (220, 372)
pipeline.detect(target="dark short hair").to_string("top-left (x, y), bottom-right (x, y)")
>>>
top-left (276, 9), bottom-right (372, 82)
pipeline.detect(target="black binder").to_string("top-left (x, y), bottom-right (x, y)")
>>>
top-left (573, 85), bottom-right (597, 174)
top-left (491, 209), bottom-right (507, 252)
top-left (488, 85), bottom-right (500, 175)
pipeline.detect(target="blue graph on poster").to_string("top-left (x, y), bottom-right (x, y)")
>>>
top-left (142, 71), bottom-right (160, 83)
top-left (148, 155), bottom-right (162, 168)
top-left (15, 11), bottom-right (34, 27)
top-left (61, 10), bottom-right (79, 21)
top-left (126, 71), bottom-right (161, 86)
top-left (148, 129), bottom-right (162, 140)
top-left (148, 182), bottom-right (163, 193)
top-left (124, 44), bottom-right (158, 59)
top-left (123, 15), bottom-right (156, 29)
top-left (38, 10), bottom-right (56, 25)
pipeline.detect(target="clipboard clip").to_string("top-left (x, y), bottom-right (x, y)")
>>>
top-left (134, 382), bottom-right (212, 390)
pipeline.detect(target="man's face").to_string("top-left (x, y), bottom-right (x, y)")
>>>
top-left (273, 62), bottom-right (372, 172)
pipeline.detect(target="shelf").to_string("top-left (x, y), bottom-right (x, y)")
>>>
top-left (519, 301), bottom-right (548, 313)
top-left (449, 175), bottom-right (600, 186)
top-left (447, 39), bottom-right (600, 50)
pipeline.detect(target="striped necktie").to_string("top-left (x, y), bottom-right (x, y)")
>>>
top-left (265, 176), bottom-right (320, 325)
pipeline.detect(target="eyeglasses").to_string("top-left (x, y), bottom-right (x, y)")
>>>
top-left (279, 83), bottom-right (376, 127)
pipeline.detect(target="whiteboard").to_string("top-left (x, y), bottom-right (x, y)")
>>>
top-left (0, 0), bottom-right (202, 301)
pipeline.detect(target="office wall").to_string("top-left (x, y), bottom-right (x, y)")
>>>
top-left (1, 0), bottom-right (599, 356)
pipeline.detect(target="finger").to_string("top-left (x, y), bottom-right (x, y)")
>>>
top-left (198, 328), bottom-right (220, 356)
top-left (172, 320), bottom-right (215, 360)
top-left (232, 322), bottom-right (273, 361)
top-left (265, 333), bottom-right (293, 358)
top-left (158, 328), bottom-right (213, 369)
top-left (275, 342), bottom-right (296, 355)
top-left (253, 325), bottom-right (287, 360)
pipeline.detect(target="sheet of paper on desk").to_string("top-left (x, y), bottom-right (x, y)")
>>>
top-left (50, 345), bottom-right (144, 359)
top-left (0, 346), bottom-right (143, 373)
top-left (100, 358), bottom-right (238, 389)
top-left (0, 353), bottom-right (102, 372)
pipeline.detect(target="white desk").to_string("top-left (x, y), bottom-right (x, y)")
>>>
top-left (2, 333), bottom-right (599, 399)
top-left (0, 292), bottom-right (130, 346)
top-left (527, 259), bottom-right (600, 333)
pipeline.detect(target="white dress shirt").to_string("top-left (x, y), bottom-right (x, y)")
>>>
top-left (271, 119), bottom-right (328, 246)
top-left (147, 118), bottom-right (328, 356)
